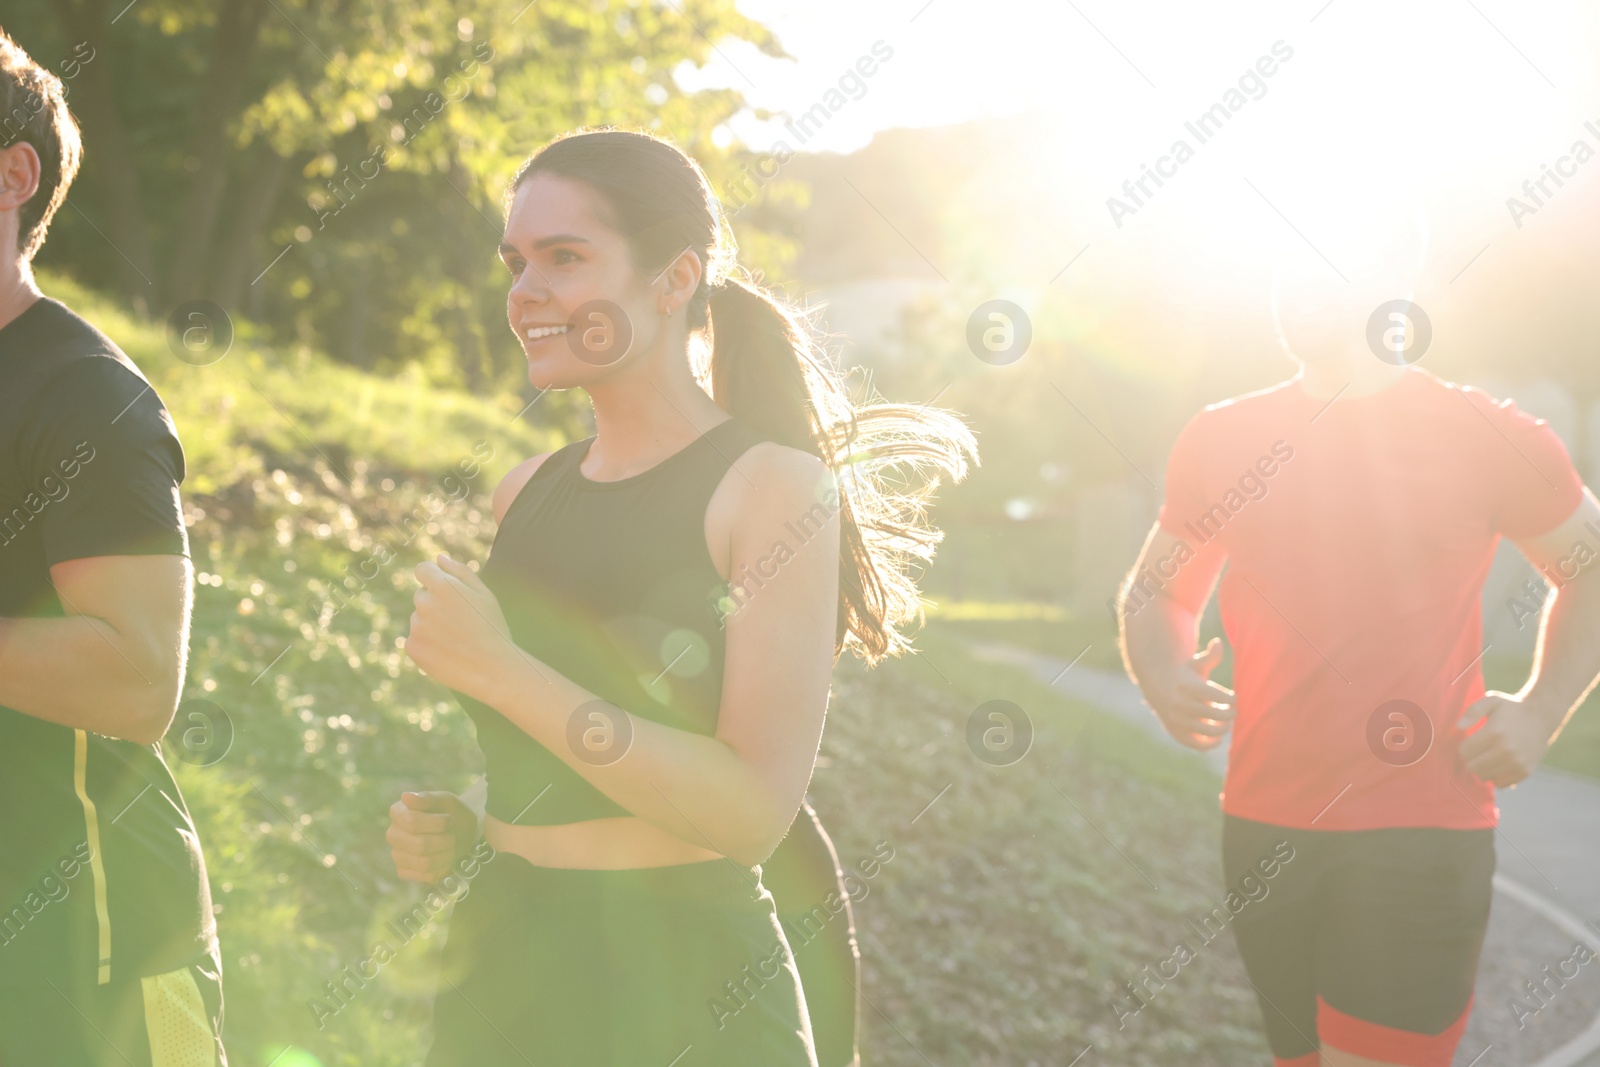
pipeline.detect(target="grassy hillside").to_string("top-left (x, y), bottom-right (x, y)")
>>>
top-left (41, 273), bottom-right (564, 494)
top-left (816, 630), bottom-right (1270, 1065)
top-left (49, 274), bottom-right (1273, 1065)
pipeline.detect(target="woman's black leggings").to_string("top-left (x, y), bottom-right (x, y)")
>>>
top-left (762, 799), bottom-right (860, 1067)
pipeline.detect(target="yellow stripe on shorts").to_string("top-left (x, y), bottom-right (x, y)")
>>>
top-left (72, 728), bottom-right (112, 985)
top-left (140, 966), bottom-right (218, 1067)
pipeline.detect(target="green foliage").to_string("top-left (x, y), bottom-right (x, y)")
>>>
top-left (40, 271), bottom-right (571, 494)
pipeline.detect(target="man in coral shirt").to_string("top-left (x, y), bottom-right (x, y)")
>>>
top-left (1120, 256), bottom-right (1600, 1067)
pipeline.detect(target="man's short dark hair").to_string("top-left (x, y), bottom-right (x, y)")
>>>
top-left (0, 27), bottom-right (82, 260)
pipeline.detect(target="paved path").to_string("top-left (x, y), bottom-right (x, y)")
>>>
top-left (1498, 771), bottom-right (1600, 1067)
top-left (964, 639), bottom-right (1600, 1067)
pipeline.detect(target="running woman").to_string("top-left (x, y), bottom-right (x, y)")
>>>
top-left (1119, 244), bottom-right (1600, 1066)
top-left (387, 128), bottom-right (976, 1067)
top-left (0, 28), bottom-right (227, 1067)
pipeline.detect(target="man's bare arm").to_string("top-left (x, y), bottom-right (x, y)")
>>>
top-left (0, 554), bottom-right (192, 745)
top-left (1460, 489), bottom-right (1600, 785)
top-left (1119, 522), bottom-right (1236, 750)
top-left (1514, 488), bottom-right (1600, 729)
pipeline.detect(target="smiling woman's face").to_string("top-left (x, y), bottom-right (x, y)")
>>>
top-left (500, 172), bottom-right (656, 389)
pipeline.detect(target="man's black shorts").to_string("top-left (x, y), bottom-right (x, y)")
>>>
top-left (1223, 814), bottom-right (1494, 1063)
top-left (0, 945), bottom-right (227, 1066)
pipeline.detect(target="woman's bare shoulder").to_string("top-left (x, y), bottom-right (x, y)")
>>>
top-left (492, 452), bottom-right (557, 525)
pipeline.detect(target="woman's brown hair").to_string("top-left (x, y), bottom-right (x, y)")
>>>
top-left (509, 128), bottom-right (978, 666)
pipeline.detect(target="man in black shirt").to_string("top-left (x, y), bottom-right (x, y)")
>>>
top-left (0, 28), bottom-right (226, 1065)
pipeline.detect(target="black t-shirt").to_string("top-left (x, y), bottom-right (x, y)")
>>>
top-left (0, 296), bottom-right (216, 986)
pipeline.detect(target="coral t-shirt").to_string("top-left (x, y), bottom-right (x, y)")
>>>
top-left (1156, 368), bottom-right (1584, 830)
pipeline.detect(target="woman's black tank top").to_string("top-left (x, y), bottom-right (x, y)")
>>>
top-left (455, 414), bottom-right (771, 825)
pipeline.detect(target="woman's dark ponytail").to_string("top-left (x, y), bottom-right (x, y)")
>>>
top-left (703, 278), bottom-right (817, 453)
top-left (512, 128), bottom-right (978, 666)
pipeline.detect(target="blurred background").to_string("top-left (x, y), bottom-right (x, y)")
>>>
top-left (7, 0), bottom-right (1600, 1064)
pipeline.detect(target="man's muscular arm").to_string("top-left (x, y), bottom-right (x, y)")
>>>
top-left (0, 554), bottom-right (192, 745)
top-left (1119, 522), bottom-right (1236, 751)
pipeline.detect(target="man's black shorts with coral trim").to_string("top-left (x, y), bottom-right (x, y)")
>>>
top-left (1223, 814), bottom-right (1493, 1067)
